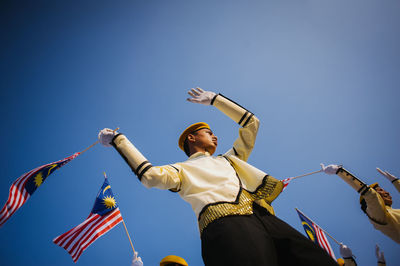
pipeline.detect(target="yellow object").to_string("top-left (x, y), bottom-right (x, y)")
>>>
top-left (369, 182), bottom-right (379, 189)
top-left (178, 122), bottom-right (210, 151)
top-left (160, 255), bottom-right (188, 266)
top-left (359, 182), bottom-right (379, 203)
top-left (198, 175), bottom-right (283, 234)
top-left (336, 258), bottom-right (345, 266)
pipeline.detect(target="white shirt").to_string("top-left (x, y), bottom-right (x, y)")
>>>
top-left (174, 152), bottom-right (240, 217)
top-left (112, 94), bottom-right (275, 218)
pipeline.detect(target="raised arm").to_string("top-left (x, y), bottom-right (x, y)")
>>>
top-left (320, 164), bottom-right (369, 193)
top-left (98, 129), bottom-right (182, 191)
top-left (320, 164), bottom-right (390, 224)
top-left (377, 168), bottom-right (400, 193)
top-left (187, 88), bottom-right (259, 161)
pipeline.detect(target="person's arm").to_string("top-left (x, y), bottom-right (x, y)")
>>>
top-left (375, 244), bottom-right (386, 266)
top-left (334, 168), bottom-right (389, 224)
top-left (320, 164), bottom-right (368, 193)
top-left (213, 94), bottom-right (259, 162)
top-left (321, 164), bottom-right (389, 224)
top-left (187, 88), bottom-right (259, 161)
top-left (361, 189), bottom-right (390, 225)
top-left (99, 129), bottom-right (182, 191)
top-left (377, 168), bottom-right (400, 193)
top-left (393, 179), bottom-right (400, 193)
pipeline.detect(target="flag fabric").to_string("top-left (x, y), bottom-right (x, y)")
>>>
top-left (0, 152), bottom-right (80, 227)
top-left (296, 208), bottom-right (336, 260)
top-left (281, 177), bottom-right (293, 191)
top-left (53, 178), bottom-right (123, 263)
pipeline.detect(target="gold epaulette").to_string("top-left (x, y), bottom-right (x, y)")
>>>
top-left (198, 176), bottom-right (283, 234)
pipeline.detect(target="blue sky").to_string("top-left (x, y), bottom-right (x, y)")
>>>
top-left (1, 1), bottom-right (399, 265)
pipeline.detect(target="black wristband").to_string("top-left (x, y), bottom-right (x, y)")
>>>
top-left (111, 133), bottom-right (123, 147)
top-left (210, 93), bottom-right (219, 105)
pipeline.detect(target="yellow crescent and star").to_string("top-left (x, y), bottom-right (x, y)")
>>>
top-left (102, 185), bottom-right (117, 209)
top-left (33, 164), bottom-right (59, 188)
top-left (47, 164), bottom-right (58, 176)
top-left (34, 172), bottom-right (43, 187)
top-left (302, 221), bottom-right (316, 242)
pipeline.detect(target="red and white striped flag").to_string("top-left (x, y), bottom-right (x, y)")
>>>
top-left (296, 208), bottom-right (336, 260)
top-left (53, 178), bottom-right (123, 262)
top-left (0, 152), bottom-right (80, 227)
top-left (314, 224), bottom-right (336, 259)
top-left (281, 177), bottom-right (293, 191)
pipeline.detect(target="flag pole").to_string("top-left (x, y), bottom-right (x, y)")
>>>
top-left (102, 171), bottom-right (136, 254)
top-left (80, 127), bottom-right (120, 155)
top-left (80, 141), bottom-right (99, 154)
top-left (289, 169), bottom-right (323, 180)
top-left (295, 208), bottom-right (341, 245)
top-left (122, 219), bottom-right (136, 254)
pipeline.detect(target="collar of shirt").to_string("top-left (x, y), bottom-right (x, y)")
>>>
top-left (188, 151), bottom-right (211, 160)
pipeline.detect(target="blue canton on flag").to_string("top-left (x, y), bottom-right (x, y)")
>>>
top-left (91, 178), bottom-right (119, 215)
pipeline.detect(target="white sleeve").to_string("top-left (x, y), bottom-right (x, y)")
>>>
top-left (211, 94), bottom-right (260, 162)
top-left (112, 134), bottom-right (182, 191)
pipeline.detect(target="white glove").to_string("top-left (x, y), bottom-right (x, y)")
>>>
top-left (131, 251), bottom-right (144, 266)
top-left (98, 128), bottom-right (118, 147)
top-left (377, 168), bottom-right (398, 182)
top-left (186, 87), bottom-right (216, 105)
top-left (339, 243), bottom-right (353, 258)
top-left (375, 244), bottom-right (385, 263)
top-left (320, 163), bottom-right (340, 175)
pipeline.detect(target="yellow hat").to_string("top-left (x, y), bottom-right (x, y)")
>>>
top-left (337, 258), bottom-right (345, 266)
top-left (178, 122), bottom-right (210, 151)
top-left (369, 182), bottom-right (379, 189)
top-left (160, 255), bottom-right (188, 266)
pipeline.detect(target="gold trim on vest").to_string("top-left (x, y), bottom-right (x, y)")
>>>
top-left (198, 176), bottom-right (283, 234)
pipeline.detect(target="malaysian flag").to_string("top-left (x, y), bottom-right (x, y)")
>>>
top-left (296, 208), bottom-right (336, 260)
top-left (53, 178), bottom-right (123, 263)
top-left (0, 152), bottom-right (80, 227)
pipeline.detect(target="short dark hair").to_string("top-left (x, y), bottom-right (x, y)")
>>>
top-left (183, 131), bottom-right (200, 157)
top-left (183, 138), bottom-right (190, 157)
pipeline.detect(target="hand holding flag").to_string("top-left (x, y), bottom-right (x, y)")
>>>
top-left (339, 243), bottom-right (353, 258)
top-left (320, 163), bottom-right (340, 175)
top-left (98, 128), bottom-right (119, 147)
top-left (131, 251), bottom-right (144, 266)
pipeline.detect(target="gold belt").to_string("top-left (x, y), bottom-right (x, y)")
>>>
top-left (198, 175), bottom-right (283, 234)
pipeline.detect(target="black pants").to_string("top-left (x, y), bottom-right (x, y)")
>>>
top-left (201, 203), bottom-right (338, 266)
